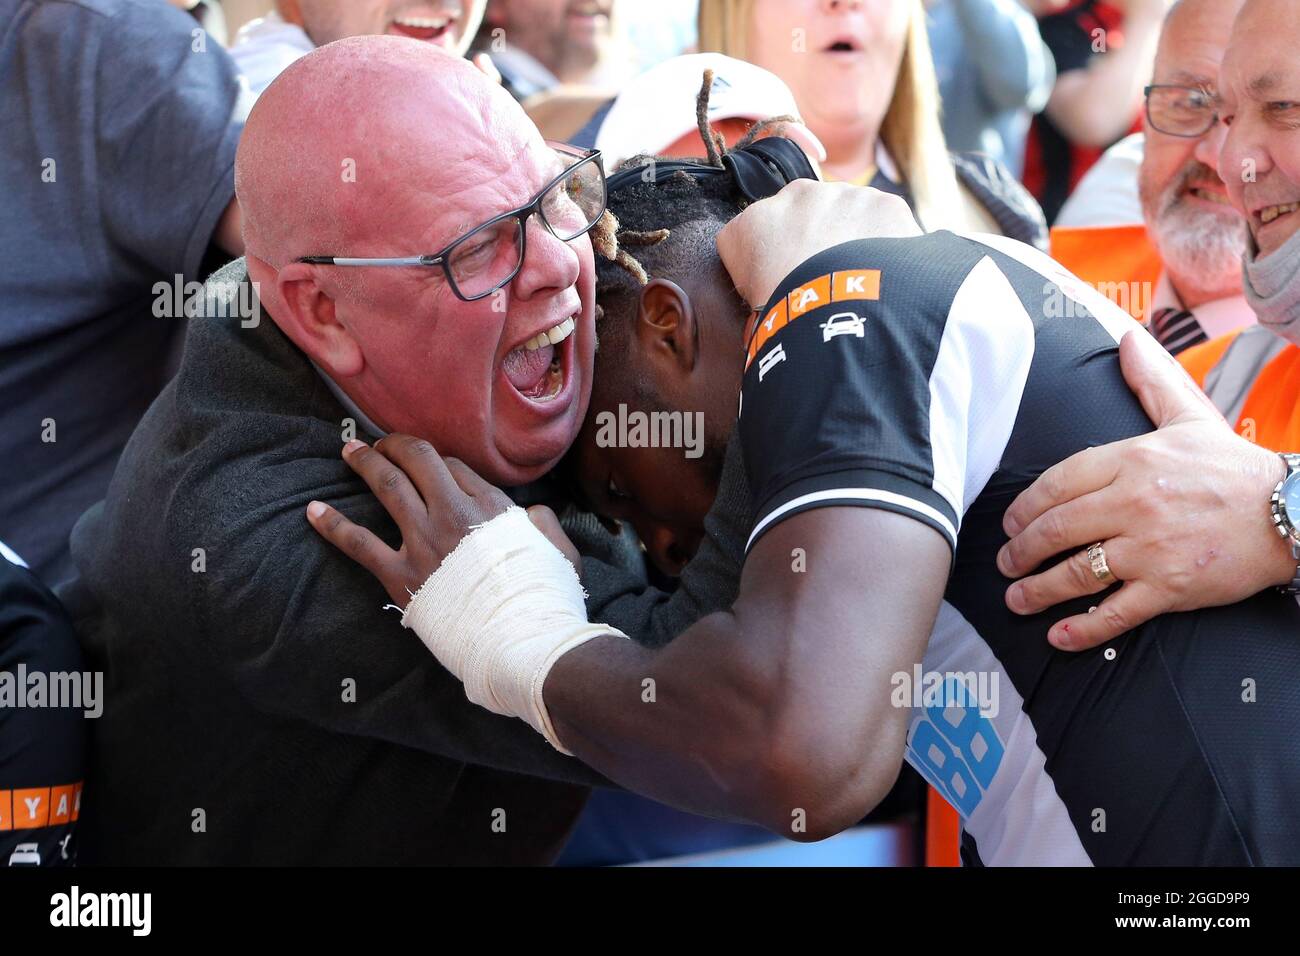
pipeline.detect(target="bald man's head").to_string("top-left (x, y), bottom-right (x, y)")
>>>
top-left (236, 36), bottom-right (515, 267)
top-left (236, 35), bottom-right (598, 487)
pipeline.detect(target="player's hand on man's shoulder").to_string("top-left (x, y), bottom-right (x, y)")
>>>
top-left (305, 435), bottom-right (578, 606)
top-left (716, 180), bottom-right (922, 311)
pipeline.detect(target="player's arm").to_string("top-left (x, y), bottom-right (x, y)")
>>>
top-left (547, 506), bottom-right (949, 840)
top-left (309, 439), bottom-right (948, 840)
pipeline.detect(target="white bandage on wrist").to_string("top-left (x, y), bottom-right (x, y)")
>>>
top-left (400, 506), bottom-right (626, 753)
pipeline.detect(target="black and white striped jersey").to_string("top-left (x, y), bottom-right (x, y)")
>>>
top-left (738, 231), bottom-right (1300, 865)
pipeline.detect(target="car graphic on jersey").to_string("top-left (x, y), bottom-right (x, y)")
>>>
top-left (820, 311), bottom-right (866, 342)
top-left (757, 343), bottom-right (787, 382)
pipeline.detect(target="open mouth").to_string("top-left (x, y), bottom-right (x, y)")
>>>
top-left (1258, 201), bottom-right (1300, 226)
top-left (389, 12), bottom-right (457, 44)
top-left (823, 36), bottom-right (864, 54)
top-left (501, 315), bottom-right (578, 406)
top-left (1187, 186), bottom-right (1233, 207)
top-left (567, 0), bottom-right (610, 19)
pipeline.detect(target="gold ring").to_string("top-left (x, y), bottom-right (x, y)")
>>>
top-left (1087, 542), bottom-right (1116, 584)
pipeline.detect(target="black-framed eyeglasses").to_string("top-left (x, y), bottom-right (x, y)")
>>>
top-left (1144, 84), bottom-right (1221, 138)
top-left (296, 143), bottom-right (606, 302)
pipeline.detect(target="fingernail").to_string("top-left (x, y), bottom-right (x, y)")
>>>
top-left (1049, 625), bottom-right (1070, 649)
top-left (1006, 582), bottom-right (1025, 613)
top-left (997, 548), bottom-right (1015, 577)
top-left (1003, 514), bottom-right (1022, 537)
top-left (343, 440), bottom-right (366, 455)
top-left (306, 500), bottom-right (327, 520)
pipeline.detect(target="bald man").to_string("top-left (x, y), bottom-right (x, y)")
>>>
top-left (64, 37), bottom-right (749, 865)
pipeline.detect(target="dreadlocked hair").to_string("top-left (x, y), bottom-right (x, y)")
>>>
top-left (592, 68), bottom-right (805, 335)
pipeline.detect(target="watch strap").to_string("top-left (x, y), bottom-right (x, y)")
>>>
top-left (1285, 540), bottom-right (1300, 595)
top-left (1274, 453), bottom-right (1300, 594)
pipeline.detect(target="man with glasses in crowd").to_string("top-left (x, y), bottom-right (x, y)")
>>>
top-left (65, 36), bottom-right (747, 865)
top-left (1051, 0), bottom-right (1257, 354)
top-left (1136, 0), bottom-right (1256, 355)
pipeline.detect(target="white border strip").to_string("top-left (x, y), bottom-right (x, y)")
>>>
top-left (746, 487), bottom-right (958, 552)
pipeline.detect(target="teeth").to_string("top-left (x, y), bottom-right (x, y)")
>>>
top-left (395, 16), bottom-right (450, 29)
top-left (1191, 188), bottom-right (1231, 206)
top-left (1261, 202), bottom-right (1300, 224)
top-left (522, 316), bottom-right (576, 352)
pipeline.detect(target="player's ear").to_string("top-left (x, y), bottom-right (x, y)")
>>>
top-left (636, 277), bottom-right (697, 372)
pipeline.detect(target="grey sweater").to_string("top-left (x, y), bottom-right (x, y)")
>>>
top-left (63, 260), bottom-right (749, 864)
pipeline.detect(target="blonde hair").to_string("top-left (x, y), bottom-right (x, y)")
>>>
top-left (697, 0), bottom-right (966, 231)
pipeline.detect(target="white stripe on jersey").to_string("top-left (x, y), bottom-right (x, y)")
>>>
top-left (909, 239), bottom-right (1104, 864)
top-left (927, 255), bottom-right (1037, 519)
top-left (0, 540), bottom-right (27, 568)
top-left (908, 602), bottom-right (1092, 866)
top-left (745, 486), bottom-right (959, 553)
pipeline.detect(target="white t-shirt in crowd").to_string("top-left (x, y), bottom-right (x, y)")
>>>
top-left (229, 12), bottom-right (316, 104)
top-left (1054, 133), bottom-right (1144, 228)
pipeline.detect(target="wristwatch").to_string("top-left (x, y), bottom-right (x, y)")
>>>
top-left (1268, 452), bottom-right (1300, 593)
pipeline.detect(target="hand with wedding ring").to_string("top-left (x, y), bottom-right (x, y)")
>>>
top-left (997, 331), bottom-right (1295, 650)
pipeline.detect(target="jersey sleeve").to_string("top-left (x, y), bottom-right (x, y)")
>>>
top-left (738, 234), bottom-right (1037, 555)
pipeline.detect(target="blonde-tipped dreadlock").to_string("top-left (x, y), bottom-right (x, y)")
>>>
top-left (589, 207), bottom-right (666, 304)
top-left (697, 69), bottom-right (727, 168)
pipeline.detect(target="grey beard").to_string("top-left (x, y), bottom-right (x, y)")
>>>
top-left (1243, 226), bottom-right (1300, 345)
top-left (1150, 203), bottom-right (1246, 301)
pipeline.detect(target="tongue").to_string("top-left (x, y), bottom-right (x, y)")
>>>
top-left (503, 343), bottom-right (555, 393)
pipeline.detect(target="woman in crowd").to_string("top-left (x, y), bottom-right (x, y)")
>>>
top-left (697, 0), bottom-right (1047, 246)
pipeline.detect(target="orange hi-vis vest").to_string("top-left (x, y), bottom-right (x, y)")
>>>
top-left (1180, 329), bottom-right (1300, 451)
top-left (1048, 224), bottom-right (1164, 321)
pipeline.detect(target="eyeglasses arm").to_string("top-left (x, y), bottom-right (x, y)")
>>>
top-left (296, 255), bottom-right (438, 267)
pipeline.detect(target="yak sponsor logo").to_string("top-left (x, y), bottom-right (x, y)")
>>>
top-left (833, 268), bottom-right (881, 302)
top-left (0, 783), bottom-right (83, 831)
top-left (745, 269), bottom-right (882, 370)
top-left (788, 274), bottom-right (832, 319)
top-left (747, 297), bottom-right (788, 368)
top-left (50, 886), bottom-right (152, 937)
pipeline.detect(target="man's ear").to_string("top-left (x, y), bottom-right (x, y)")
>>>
top-left (636, 277), bottom-right (698, 372)
top-left (270, 261), bottom-right (364, 378)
